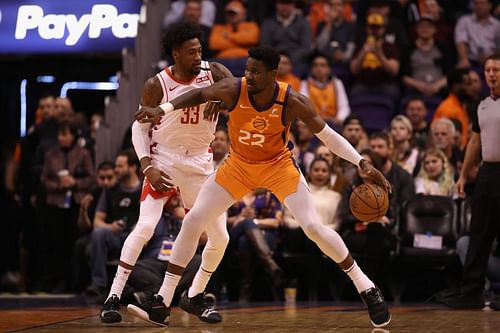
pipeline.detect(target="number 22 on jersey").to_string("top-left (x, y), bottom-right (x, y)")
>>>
top-left (238, 130), bottom-right (265, 147)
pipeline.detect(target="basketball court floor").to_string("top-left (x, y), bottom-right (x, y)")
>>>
top-left (1, 295), bottom-right (499, 332)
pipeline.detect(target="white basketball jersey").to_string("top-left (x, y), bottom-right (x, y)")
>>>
top-left (152, 61), bottom-right (216, 151)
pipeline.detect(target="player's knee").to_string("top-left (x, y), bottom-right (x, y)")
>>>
top-left (132, 222), bottom-right (156, 241)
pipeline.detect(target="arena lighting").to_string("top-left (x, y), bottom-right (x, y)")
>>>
top-left (60, 81), bottom-right (119, 97)
top-left (36, 75), bottom-right (56, 83)
top-left (20, 79), bottom-right (27, 137)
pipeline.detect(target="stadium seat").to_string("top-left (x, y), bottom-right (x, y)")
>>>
top-left (394, 195), bottom-right (460, 301)
top-left (350, 94), bottom-right (394, 132)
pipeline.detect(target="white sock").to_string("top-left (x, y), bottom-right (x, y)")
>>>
top-left (188, 267), bottom-right (212, 298)
top-left (344, 261), bottom-right (375, 293)
top-left (157, 272), bottom-right (182, 307)
top-left (107, 265), bottom-right (132, 300)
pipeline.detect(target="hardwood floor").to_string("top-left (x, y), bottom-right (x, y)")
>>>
top-left (1, 303), bottom-right (499, 332)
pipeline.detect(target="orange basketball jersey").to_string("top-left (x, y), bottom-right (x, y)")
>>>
top-left (227, 77), bottom-right (292, 163)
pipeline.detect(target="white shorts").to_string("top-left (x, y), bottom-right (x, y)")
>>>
top-left (150, 145), bottom-right (214, 209)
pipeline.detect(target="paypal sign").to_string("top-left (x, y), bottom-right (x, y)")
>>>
top-left (0, 0), bottom-right (142, 53)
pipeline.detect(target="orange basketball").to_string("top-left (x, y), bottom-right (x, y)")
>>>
top-left (253, 118), bottom-right (267, 131)
top-left (349, 183), bottom-right (389, 222)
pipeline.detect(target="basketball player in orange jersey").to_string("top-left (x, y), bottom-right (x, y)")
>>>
top-left (134, 46), bottom-right (392, 328)
top-left (100, 23), bottom-right (234, 325)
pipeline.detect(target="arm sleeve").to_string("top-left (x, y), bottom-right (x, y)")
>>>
top-left (314, 124), bottom-right (362, 166)
top-left (131, 120), bottom-right (152, 160)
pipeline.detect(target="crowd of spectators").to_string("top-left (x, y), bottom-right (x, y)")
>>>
top-left (1, 0), bottom-right (500, 304)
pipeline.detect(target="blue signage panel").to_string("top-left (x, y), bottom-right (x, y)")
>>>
top-left (0, 0), bottom-right (142, 53)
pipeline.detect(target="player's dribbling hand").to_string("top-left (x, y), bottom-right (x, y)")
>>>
top-left (359, 159), bottom-right (392, 193)
top-left (203, 100), bottom-right (222, 122)
top-left (135, 106), bottom-right (163, 124)
top-left (144, 166), bottom-right (174, 192)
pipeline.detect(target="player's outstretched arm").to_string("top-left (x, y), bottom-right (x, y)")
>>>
top-left (135, 77), bottom-right (238, 123)
top-left (289, 92), bottom-right (391, 192)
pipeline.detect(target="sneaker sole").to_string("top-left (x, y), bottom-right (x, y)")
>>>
top-left (371, 314), bottom-right (391, 328)
top-left (179, 303), bottom-right (222, 324)
top-left (100, 311), bottom-right (122, 324)
top-left (127, 304), bottom-right (169, 327)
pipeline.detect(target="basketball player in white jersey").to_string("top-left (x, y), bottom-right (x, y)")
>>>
top-left (100, 23), bottom-right (233, 325)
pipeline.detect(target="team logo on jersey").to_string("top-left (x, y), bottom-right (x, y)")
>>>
top-left (251, 115), bottom-right (269, 133)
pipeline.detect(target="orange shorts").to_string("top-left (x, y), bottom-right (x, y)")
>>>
top-left (215, 154), bottom-right (301, 202)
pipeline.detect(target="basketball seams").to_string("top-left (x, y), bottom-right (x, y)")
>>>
top-left (369, 184), bottom-right (381, 218)
top-left (349, 183), bottom-right (389, 222)
top-left (352, 185), bottom-right (377, 210)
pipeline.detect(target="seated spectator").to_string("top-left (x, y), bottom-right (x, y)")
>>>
top-left (314, 144), bottom-right (348, 193)
top-left (356, 0), bottom-right (410, 52)
top-left (306, 157), bottom-right (342, 229)
top-left (211, 128), bottom-right (230, 170)
top-left (402, 15), bottom-right (450, 98)
top-left (433, 68), bottom-right (472, 149)
top-left (465, 69), bottom-right (486, 119)
top-left (350, 13), bottom-right (400, 103)
top-left (404, 97), bottom-right (430, 151)
top-left (455, 0), bottom-right (500, 68)
top-left (339, 115), bottom-right (369, 183)
top-left (260, 0), bottom-right (313, 77)
top-left (226, 189), bottom-right (284, 302)
top-left (72, 161), bottom-right (116, 293)
top-left (430, 118), bottom-right (464, 178)
top-left (39, 120), bottom-right (95, 293)
top-left (411, 0), bottom-right (455, 59)
top-left (390, 115), bottom-right (421, 176)
top-left (300, 53), bottom-right (350, 128)
top-left (315, 0), bottom-right (356, 68)
top-left (414, 148), bottom-right (455, 196)
top-left (163, 0), bottom-right (216, 29)
top-left (86, 150), bottom-right (141, 297)
top-left (276, 51), bottom-right (301, 91)
top-left (338, 144), bottom-right (414, 298)
top-left (209, 1), bottom-right (259, 59)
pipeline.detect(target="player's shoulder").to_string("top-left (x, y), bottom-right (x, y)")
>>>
top-left (208, 61), bottom-right (235, 81)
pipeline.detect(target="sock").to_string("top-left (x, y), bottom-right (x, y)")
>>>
top-left (107, 265), bottom-right (132, 300)
top-left (344, 261), bottom-right (375, 293)
top-left (188, 267), bottom-right (213, 298)
top-left (158, 272), bottom-right (182, 307)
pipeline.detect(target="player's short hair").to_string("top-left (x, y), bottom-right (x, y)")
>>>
top-left (248, 46), bottom-right (280, 71)
top-left (162, 22), bottom-right (202, 57)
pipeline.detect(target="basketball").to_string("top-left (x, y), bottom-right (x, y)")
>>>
top-left (349, 183), bottom-right (389, 222)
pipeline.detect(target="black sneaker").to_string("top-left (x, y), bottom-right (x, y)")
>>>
top-left (360, 287), bottom-right (391, 328)
top-left (100, 294), bottom-right (122, 323)
top-left (127, 294), bottom-right (170, 327)
top-left (179, 291), bottom-right (222, 323)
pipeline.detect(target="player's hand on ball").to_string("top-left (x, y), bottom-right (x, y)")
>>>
top-left (204, 100), bottom-right (222, 122)
top-left (135, 106), bottom-right (163, 124)
top-left (144, 166), bottom-right (174, 192)
top-left (359, 159), bottom-right (392, 193)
